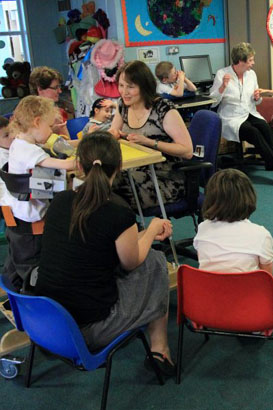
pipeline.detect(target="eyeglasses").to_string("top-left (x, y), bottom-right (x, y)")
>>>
top-left (47, 85), bottom-right (62, 91)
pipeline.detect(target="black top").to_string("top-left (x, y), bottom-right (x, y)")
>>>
top-left (36, 190), bottom-right (136, 326)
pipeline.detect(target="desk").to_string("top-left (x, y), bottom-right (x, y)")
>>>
top-left (174, 95), bottom-right (216, 120)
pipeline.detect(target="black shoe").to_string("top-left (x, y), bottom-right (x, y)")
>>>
top-left (144, 351), bottom-right (176, 377)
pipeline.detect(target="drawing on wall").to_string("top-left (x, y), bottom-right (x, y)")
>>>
top-left (137, 47), bottom-right (160, 64)
top-left (121, 0), bottom-right (225, 47)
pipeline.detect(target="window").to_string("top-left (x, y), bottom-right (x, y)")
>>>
top-left (0, 0), bottom-right (30, 96)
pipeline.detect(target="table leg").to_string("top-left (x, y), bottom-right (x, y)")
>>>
top-left (127, 169), bottom-right (145, 230)
top-left (148, 165), bottom-right (179, 266)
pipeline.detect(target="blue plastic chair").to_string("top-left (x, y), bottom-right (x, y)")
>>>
top-left (66, 116), bottom-right (89, 140)
top-left (0, 275), bottom-right (164, 410)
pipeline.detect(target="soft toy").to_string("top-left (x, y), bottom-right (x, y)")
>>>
top-left (67, 9), bottom-right (81, 24)
top-left (0, 61), bottom-right (31, 98)
top-left (81, 1), bottom-right (95, 19)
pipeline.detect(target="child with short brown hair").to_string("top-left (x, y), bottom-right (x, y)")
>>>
top-left (155, 61), bottom-right (196, 97)
top-left (194, 168), bottom-right (273, 274)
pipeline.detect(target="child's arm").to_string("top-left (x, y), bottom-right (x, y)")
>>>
top-left (170, 71), bottom-right (185, 97)
top-left (38, 156), bottom-right (75, 171)
top-left (184, 77), bottom-right (197, 92)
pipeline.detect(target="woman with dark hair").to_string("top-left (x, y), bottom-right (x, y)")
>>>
top-left (210, 42), bottom-right (273, 170)
top-left (36, 131), bottom-right (176, 376)
top-left (194, 168), bottom-right (273, 274)
top-left (109, 60), bottom-right (193, 210)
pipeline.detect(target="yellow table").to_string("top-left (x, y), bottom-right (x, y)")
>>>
top-left (120, 139), bottom-right (165, 169)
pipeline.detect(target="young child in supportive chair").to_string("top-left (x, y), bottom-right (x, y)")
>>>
top-left (155, 61), bottom-right (196, 98)
top-left (194, 168), bottom-right (273, 274)
top-left (2, 95), bottom-right (75, 291)
top-left (0, 116), bottom-right (14, 204)
top-left (81, 98), bottom-right (116, 137)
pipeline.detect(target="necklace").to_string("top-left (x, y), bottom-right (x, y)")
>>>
top-left (131, 108), bottom-right (145, 122)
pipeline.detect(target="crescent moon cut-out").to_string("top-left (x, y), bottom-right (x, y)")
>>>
top-left (135, 14), bottom-right (152, 36)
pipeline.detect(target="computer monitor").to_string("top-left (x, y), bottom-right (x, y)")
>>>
top-left (179, 55), bottom-right (214, 92)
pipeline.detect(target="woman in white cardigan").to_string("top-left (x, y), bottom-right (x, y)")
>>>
top-left (210, 42), bottom-right (273, 170)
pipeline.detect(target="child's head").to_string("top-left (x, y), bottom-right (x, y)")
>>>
top-left (76, 130), bottom-right (121, 178)
top-left (0, 116), bottom-right (13, 149)
top-left (155, 62), bottom-right (177, 84)
top-left (90, 98), bottom-right (115, 122)
top-left (9, 95), bottom-right (58, 144)
top-left (71, 131), bottom-right (121, 240)
top-left (202, 168), bottom-right (256, 222)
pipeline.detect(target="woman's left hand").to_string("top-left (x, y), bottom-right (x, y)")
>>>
top-left (126, 133), bottom-right (149, 145)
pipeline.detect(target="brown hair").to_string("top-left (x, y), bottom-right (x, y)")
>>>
top-left (231, 42), bottom-right (255, 65)
top-left (202, 168), bottom-right (256, 222)
top-left (70, 131), bottom-right (122, 241)
top-left (29, 66), bottom-right (63, 95)
top-left (116, 60), bottom-right (157, 109)
top-left (0, 116), bottom-right (9, 129)
top-left (8, 95), bottom-right (57, 134)
top-left (155, 61), bottom-right (173, 81)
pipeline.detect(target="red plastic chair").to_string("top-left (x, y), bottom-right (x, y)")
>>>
top-left (176, 264), bottom-right (273, 384)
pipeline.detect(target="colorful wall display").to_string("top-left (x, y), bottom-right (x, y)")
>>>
top-left (121, 0), bottom-right (225, 47)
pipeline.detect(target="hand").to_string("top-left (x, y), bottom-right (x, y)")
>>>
top-left (88, 124), bottom-right (99, 133)
top-left (253, 89), bottom-right (261, 101)
top-left (222, 74), bottom-right (232, 88)
top-left (177, 70), bottom-right (185, 82)
top-left (126, 133), bottom-right (149, 145)
top-left (149, 218), bottom-right (173, 241)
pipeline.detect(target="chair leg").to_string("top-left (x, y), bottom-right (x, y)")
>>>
top-left (100, 354), bottom-right (113, 410)
top-left (176, 323), bottom-right (184, 384)
top-left (205, 334), bottom-right (209, 342)
top-left (25, 341), bottom-right (36, 387)
top-left (138, 331), bottom-right (165, 385)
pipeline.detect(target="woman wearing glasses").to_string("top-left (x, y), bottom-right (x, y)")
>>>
top-left (29, 66), bottom-right (70, 137)
top-left (210, 42), bottom-right (273, 170)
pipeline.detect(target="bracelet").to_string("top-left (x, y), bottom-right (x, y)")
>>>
top-left (154, 139), bottom-right (159, 150)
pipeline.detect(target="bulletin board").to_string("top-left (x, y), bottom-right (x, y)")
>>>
top-left (121, 0), bottom-right (225, 47)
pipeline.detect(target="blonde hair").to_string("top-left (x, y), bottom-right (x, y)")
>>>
top-left (9, 95), bottom-right (57, 134)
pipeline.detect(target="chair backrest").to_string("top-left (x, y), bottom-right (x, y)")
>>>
top-left (177, 264), bottom-right (273, 332)
top-left (67, 116), bottom-right (89, 140)
top-left (0, 275), bottom-right (97, 369)
top-left (188, 109), bottom-right (222, 185)
top-left (256, 97), bottom-right (273, 124)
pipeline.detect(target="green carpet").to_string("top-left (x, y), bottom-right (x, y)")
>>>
top-left (0, 165), bottom-right (273, 410)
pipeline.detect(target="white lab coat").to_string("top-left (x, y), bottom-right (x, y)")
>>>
top-left (210, 66), bottom-right (265, 142)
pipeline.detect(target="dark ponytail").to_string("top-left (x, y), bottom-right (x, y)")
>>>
top-left (70, 131), bottom-right (122, 241)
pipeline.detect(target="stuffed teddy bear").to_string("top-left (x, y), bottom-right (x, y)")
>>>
top-left (81, 1), bottom-right (95, 19)
top-left (0, 61), bottom-right (31, 98)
